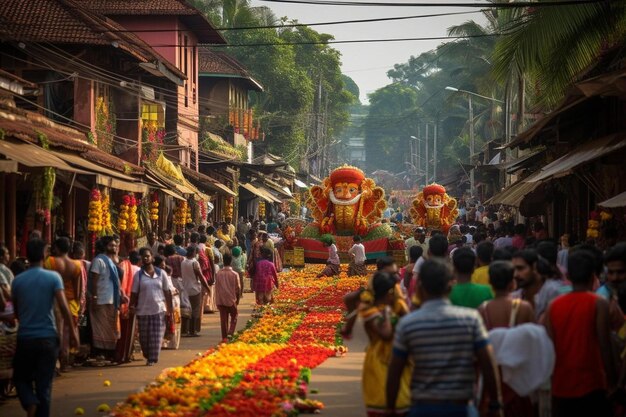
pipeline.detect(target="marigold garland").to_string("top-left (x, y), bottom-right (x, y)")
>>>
top-left (88, 188), bottom-right (103, 233)
top-left (117, 194), bottom-right (131, 232)
top-left (258, 201), bottom-right (266, 219)
top-left (174, 201), bottom-right (188, 232)
top-left (128, 194), bottom-right (139, 233)
top-left (100, 190), bottom-right (112, 235)
top-left (150, 191), bottom-right (159, 222)
top-left (111, 266), bottom-right (370, 417)
top-left (225, 197), bottom-right (234, 220)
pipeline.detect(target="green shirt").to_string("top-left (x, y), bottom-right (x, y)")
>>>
top-left (450, 282), bottom-right (493, 309)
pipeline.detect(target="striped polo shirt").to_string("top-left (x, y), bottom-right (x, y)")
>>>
top-left (393, 298), bottom-right (489, 402)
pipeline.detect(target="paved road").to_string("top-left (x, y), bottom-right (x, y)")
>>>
top-left (1, 295), bottom-right (369, 417)
top-left (310, 318), bottom-right (367, 417)
top-left (0, 294), bottom-right (255, 417)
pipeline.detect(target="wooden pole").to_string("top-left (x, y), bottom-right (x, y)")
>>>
top-left (7, 175), bottom-right (16, 259)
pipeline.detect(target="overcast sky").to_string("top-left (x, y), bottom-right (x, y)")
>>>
top-left (251, 0), bottom-right (488, 103)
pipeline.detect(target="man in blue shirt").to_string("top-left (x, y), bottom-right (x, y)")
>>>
top-left (12, 239), bottom-right (79, 417)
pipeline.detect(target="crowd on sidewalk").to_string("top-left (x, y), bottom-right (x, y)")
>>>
top-left (0, 214), bottom-right (289, 417)
top-left (341, 223), bottom-right (626, 417)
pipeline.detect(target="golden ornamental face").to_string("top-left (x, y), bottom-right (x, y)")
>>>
top-left (425, 194), bottom-right (444, 208)
top-left (333, 182), bottom-right (360, 200)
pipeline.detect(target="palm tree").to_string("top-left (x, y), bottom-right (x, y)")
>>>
top-left (492, 1), bottom-right (626, 109)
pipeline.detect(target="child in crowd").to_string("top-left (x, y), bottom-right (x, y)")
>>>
top-left (348, 235), bottom-right (367, 276)
top-left (231, 246), bottom-right (247, 297)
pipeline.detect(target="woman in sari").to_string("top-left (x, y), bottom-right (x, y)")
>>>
top-left (360, 271), bottom-right (411, 417)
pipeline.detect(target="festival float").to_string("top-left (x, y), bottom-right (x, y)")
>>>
top-left (300, 165), bottom-right (393, 263)
top-left (410, 183), bottom-right (459, 234)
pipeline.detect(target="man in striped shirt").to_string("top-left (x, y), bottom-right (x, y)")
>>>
top-left (386, 258), bottom-right (503, 417)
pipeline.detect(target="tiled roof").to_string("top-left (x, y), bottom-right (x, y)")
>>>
top-left (73, 0), bottom-right (197, 15)
top-left (199, 49), bottom-right (263, 91)
top-left (0, 99), bottom-right (143, 175)
top-left (74, 0), bottom-right (226, 44)
top-left (0, 0), bottom-right (185, 80)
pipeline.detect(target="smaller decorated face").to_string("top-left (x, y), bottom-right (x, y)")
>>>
top-left (333, 182), bottom-right (360, 200)
top-left (425, 193), bottom-right (443, 208)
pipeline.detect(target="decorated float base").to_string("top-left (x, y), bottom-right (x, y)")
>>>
top-left (298, 237), bottom-right (391, 264)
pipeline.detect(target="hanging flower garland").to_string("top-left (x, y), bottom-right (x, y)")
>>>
top-left (100, 189), bottom-right (113, 235)
top-left (34, 131), bottom-right (56, 225)
top-left (199, 199), bottom-right (207, 223)
top-left (174, 201), bottom-right (188, 232)
top-left (258, 201), bottom-right (266, 219)
top-left (88, 188), bottom-right (103, 233)
top-left (225, 196), bottom-right (234, 220)
top-left (185, 201), bottom-right (193, 225)
top-left (150, 191), bottom-right (159, 222)
top-left (118, 194), bottom-right (130, 232)
top-left (587, 211), bottom-right (600, 239)
top-left (128, 194), bottom-right (139, 233)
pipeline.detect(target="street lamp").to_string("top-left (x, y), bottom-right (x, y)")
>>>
top-left (445, 86), bottom-right (503, 198)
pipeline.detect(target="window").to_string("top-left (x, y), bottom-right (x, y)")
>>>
top-left (141, 103), bottom-right (165, 128)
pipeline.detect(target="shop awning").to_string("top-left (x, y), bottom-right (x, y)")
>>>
top-left (294, 178), bottom-right (308, 189)
top-left (49, 151), bottom-right (149, 193)
top-left (486, 176), bottom-right (543, 207)
top-left (527, 133), bottom-right (626, 183)
top-left (208, 180), bottom-right (236, 196)
top-left (0, 160), bottom-right (18, 173)
top-left (0, 141), bottom-right (89, 173)
top-left (143, 173), bottom-right (186, 201)
top-left (255, 184), bottom-right (282, 203)
top-left (240, 183), bottom-right (280, 203)
top-left (599, 191), bottom-right (626, 208)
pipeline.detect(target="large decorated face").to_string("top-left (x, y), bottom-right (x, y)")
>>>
top-left (329, 167), bottom-right (365, 206)
top-left (422, 184), bottom-right (447, 209)
top-left (425, 193), bottom-right (443, 208)
top-left (333, 182), bottom-right (360, 200)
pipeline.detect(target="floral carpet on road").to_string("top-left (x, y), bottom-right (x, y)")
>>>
top-left (111, 266), bottom-right (370, 417)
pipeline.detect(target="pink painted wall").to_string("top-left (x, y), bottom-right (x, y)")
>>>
top-left (112, 16), bottom-right (201, 170)
top-left (111, 16), bottom-right (178, 65)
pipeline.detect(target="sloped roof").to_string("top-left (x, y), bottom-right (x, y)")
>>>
top-left (199, 49), bottom-right (263, 91)
top-left (0, 99), bottom-right (143, 175)
top-left (0, 0), bottom-right (185, 81)
top-left (75, 0), bottom-right (225, 44)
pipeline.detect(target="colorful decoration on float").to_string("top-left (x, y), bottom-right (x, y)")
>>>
top-left (111, 266), bottom-right (369, 417)
top-left (258, 201), bottom-right (266, 219)
top-left (410, 183), bottom-right (459, 234)
top-left (306, 165), bottom-right (387, 236)
top-left (88, 188), bottom-right (103, 233)
top-left (150, 191), bottom-right (159, 222)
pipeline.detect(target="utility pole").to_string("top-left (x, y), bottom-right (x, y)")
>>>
top-left (416, 125), bottom-right (421, 186)
top-left (433, 123), bottom-right (437, 183)
top-left (469, 94), bottom-right (475, 197)
top-left (424, 123), bottom-right (429, 186)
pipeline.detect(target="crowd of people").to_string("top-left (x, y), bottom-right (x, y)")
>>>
top-left (340, 222), bottom-right (626, 417)
top-left (0, 213), bottom-right (293, 417)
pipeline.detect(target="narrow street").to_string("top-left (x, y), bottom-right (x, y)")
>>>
top-left (1, 296), bottom-right (370, 417)
top-left (1, 297), bottom-right (256, 417)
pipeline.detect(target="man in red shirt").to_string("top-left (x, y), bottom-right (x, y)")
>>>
top-left (545, 250), bottom-right (616, 417)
